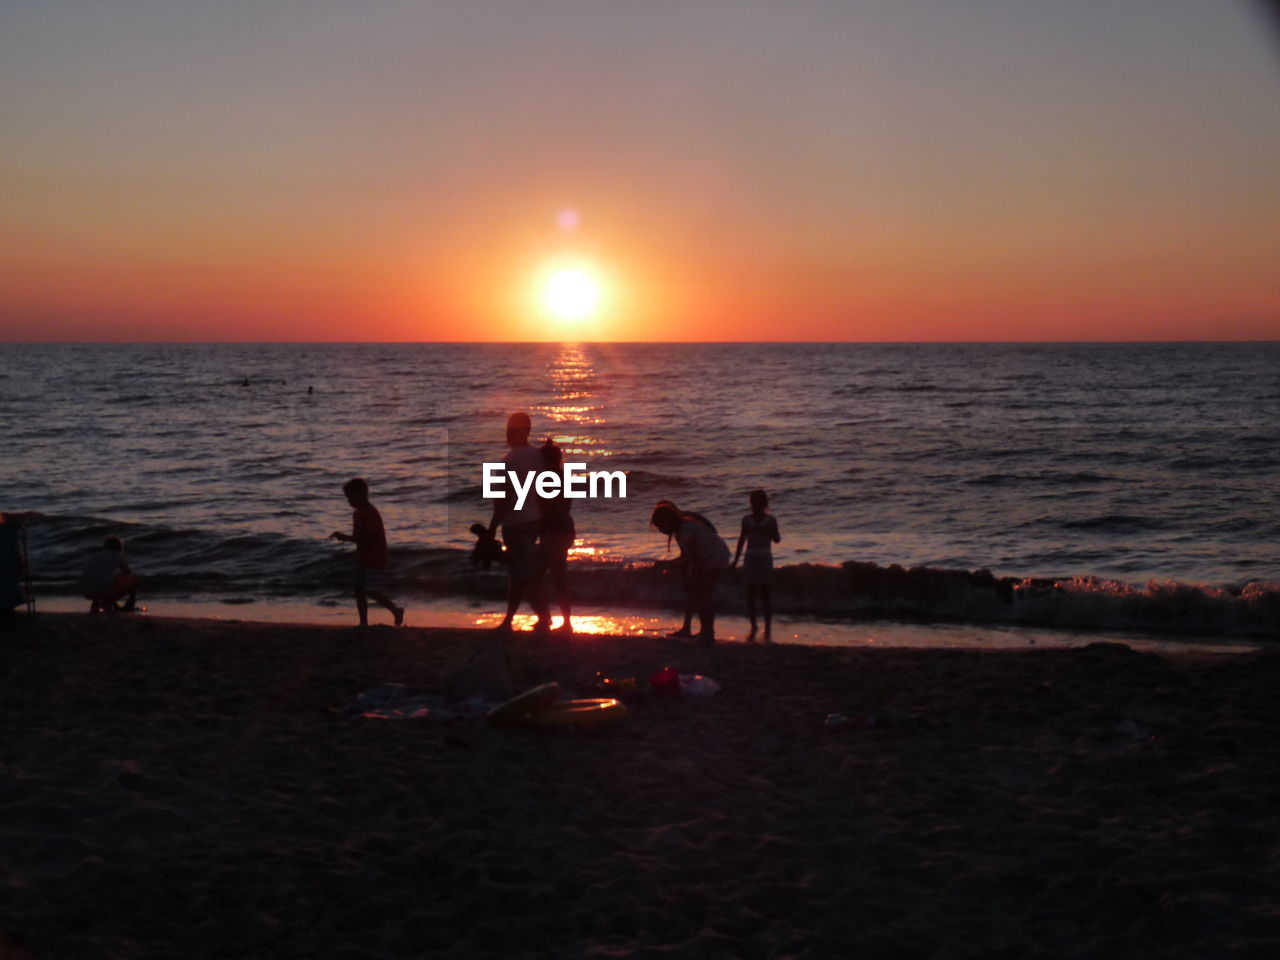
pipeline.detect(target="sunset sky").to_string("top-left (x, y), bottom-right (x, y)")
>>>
top-left (2, 0), bottom-right (1277, 342)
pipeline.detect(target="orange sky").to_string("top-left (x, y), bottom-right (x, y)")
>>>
top-left (2, 1), bottom-right (1278, 342)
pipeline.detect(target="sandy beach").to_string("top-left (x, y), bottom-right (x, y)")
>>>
top-left (2, 613), bottom-right (1279, 959)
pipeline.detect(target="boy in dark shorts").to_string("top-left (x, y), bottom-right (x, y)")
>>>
top-left (330, 477), bottom-right (405, 627)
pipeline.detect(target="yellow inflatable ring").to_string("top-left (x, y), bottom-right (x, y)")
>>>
top-left (523, 698), bottom-right (628, 729)
top-left (486, 682), bottom-right (562, 727)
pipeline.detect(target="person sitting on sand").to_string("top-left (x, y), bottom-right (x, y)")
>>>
top-left (79, 536), bottom-right (140, 614)
top-left (330, 477), bottom-right (405, 628)
top-left (651, 501), bottom-right (730, 644)
top-left (488, 412), bottom-right (552, 634)
top-left (539, 438), bottom-right (575, 634)
top-left (732, 489), bottom-right (782, 642)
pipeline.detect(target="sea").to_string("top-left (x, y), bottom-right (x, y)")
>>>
top-left (3, 342), bottom-right (1278, 643)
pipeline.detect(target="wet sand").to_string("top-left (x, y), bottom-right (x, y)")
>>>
top-left (2, 613), bottom-right (1278, 958)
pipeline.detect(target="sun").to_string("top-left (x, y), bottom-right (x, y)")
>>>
top-left (541, 263), bottom-right (603, 322)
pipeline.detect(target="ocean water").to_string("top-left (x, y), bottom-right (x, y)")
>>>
top-left (3, 342), bottom-right (1278, 637)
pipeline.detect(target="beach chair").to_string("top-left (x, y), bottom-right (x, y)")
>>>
top-left (0, 514), bottom-right (34, 616)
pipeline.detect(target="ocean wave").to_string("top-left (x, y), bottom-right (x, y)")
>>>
top-left (105, 394), bottom-right (156, 405)
top-left (1167, 455), bottom-right (1228, 471)
top-left (621, 470), bottom-right (700, 491)
top-left (683, 562), bottom-right (1274, 639)
top-left (376, 480), bottom-right (442, 498)
top-left (440, 484), bottom-right (485, 503)
top-left (964, 470), bottom-right (1122, 487)
top-left (19, 511), bottom-right (461, 598)
top-left (499, 561), bottom-right (1278, 639)
top-left (622, 449), bottom-right (686, 465)
top-left (15, 511), bottom-right (1279, 640)
top-left (832, 382), bottom-right (941, 396)
top-left (399, 415), bottom-right (455, 427)
top-left (1059, 514), bottom-right (1164, 532)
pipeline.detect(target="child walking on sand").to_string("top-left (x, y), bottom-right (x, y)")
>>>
top-left (330, 477), bottom-right (405, 628)
top-left (732, 489), bottom-right (782, 641)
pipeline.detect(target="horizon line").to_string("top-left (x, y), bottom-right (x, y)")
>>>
top-left (3, 338), bottom-right (1279, 347)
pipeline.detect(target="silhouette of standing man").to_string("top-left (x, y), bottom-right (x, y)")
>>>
top-left (488, 412), bottom-right (551, 633)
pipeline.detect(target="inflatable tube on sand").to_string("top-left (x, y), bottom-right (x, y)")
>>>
top-left (486, 682), bottom-right (561, 727)
top-left (522, 698), bottom-right (628, 729)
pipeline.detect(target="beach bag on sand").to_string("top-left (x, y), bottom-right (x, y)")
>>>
top-left (445, 641), bottom-right (514, 702)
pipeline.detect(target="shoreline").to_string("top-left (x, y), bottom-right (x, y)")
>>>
top-left (21, 595), bottom-right (1267, 656)
top-left (19, 533), bottom-right (1280, 645)
top-left (4, 613), bottom-right (1279, 957)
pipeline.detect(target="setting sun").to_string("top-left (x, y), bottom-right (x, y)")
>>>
top-left (541, 264), bottom-right (603, 322)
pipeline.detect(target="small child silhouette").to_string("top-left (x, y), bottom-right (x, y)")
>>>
top-left (732, 489), bottom-right (781, 641)
top-left (80, 536), bottom-right (140, 614)
top-left (330, 477), bottom-right (405, 627)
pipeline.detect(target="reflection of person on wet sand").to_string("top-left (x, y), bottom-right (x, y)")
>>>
top-left (488, 412), bottom-right (551, 634)
top-left (539, 438), bottom-right (575, 634)
top-left (732, 489), bottom-right (781, 641)
top-left (651, 501), bottom-right (730, 644)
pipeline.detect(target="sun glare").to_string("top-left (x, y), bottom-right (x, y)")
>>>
top-left (541, 264), bottom-right (603, 322)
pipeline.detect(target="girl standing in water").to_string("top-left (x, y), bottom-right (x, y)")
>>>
top-left (732, 489), bottom-right (781, 641)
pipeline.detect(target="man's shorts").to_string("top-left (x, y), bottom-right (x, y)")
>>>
top-left (356, 566), bottom-right (387, 592)
top-left (502, 522), bottom-right (540, 581)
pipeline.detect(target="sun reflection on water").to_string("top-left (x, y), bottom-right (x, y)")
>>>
top-left (470, 612), bottom-right (658, 636)
top-left (536, 345), bottom-right (614, 464)
top-left (537, 345), bottom-right (609, 447)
